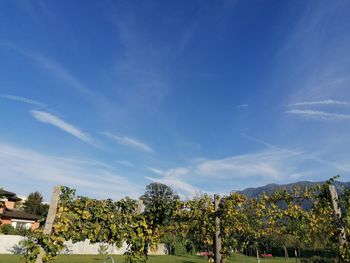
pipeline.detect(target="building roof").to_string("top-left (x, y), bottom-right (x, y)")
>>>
top-left (2, 209), bottom-right (40, 221)
top-left (0, 189), bottom-right (16, 197)
top-left (0, 189), bottom-right (22, 201)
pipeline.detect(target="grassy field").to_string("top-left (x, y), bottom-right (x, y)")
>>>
top-left (0, 254), bottom-right (297, 263)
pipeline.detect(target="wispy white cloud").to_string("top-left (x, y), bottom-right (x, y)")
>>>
top-left (102, 132), bottom-right (154, 153)
top-left (122, 128), bottom-right (350, 197)
top-left (145, 166), bottom-right (201, 198)
top-left (109, 9), bottom-right (170, 112)
top-left (178, 14), bottom-right (199, 52)
top-left (3, 44), bottom-right (126, 119)
top-left (289, 100), bottom-right (350, 107)
top-left (2, 44), bottom-right (93, 98)
top-left (145, 175), bottom-right (199, 199)
top-left (28, 54), bottom-right (107, 105)
top-left (144, 149), bottom-right (297, 197)
top-left (163, 167), bottom-right (189, 177)
top-left (236, 104), bottom-right (249, 108)
top-left (241, 133), bottom-right (350, 173)
top-left (179, 0), bottom-right (237, 52)
top-left (270, 1), bottom-right (350, 105)
top-left (195, 150), bottom-right (285, 180)
top-left (155, 147), bottom-right (350, 194)
top-left (240, 133), bottom-right (302, 155)
top-left (287, 109), bottom-right (350, 120)
top-left (0, 142), bottom-right (140, 200)
top-left (0, 94), bottom-right (45, 107)
top-left (116, 160), bottom-right (134, 167)
top-left (147, 167), bottom-right (163, 175)
top-left (31, 110), bottom-right (95, 145)
top-left (153, 131), bottom-right (350, 194)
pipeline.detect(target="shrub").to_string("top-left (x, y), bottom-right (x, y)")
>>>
top-left (0, 224), bottom-right (17, 235)
top-left (0, 224), bottom-right (31, 236)
top-left (164, 238), bottom-right (193, 256)
top-left (98, 243), bottom-right (109, 255)
top-left (301, 256), bottom-right (336, 263)
top-left (16, 227), bottom-right (31, 237)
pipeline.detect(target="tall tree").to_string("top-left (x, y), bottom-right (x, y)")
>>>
top-left (24, 191), bottom-right (49, 218)
top-left (141, 182), bottom-right (179, 227)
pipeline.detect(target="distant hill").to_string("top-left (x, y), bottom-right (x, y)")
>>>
top-left (238, 180), bottom-right (350, 198)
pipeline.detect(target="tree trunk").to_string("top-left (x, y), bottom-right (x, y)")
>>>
top-left (329, 185), bottom-right (347, 247)
top-left (283, 246), bottom-right (288, 260)
top-left (256, 248), bottom-right (260, 263)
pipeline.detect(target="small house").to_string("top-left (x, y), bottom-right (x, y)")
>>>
top-left (0, 190), bottom-right (40, 230)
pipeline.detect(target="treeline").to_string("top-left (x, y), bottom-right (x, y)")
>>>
top-left (21, 177), bottom-right (350, 263)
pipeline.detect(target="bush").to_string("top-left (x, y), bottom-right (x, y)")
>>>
top-left (0, 224), bottom-right (31, 236)
top-left (164, 238), bottom-right (193, 256)
top-left (15, 227), bottom-right (31, 237)
top-left (172, 240), bottom-right (189, 256)
top-left (0, 224), bottom-right (17, 235)
top-left (98, 243), bottom-right (109, 255)
top-left (301, 256), bottom-right (336, 263)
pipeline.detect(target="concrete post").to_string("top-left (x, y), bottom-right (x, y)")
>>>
top-left (36, 186), bottom-right (60, 263)
top-left (214, 195), bottom-right (222, 263)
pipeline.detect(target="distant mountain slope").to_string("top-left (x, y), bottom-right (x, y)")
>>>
top-left (238, 181), bottom-right (350, 198)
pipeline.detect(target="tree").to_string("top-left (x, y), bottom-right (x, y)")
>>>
top-left (21, 186), bottom-right (158, 263)
top-left (141, 183), bottom-right (179, 227)
top-left (177, 194), bottom-right (215, 254)
top-left (24, 191), bottom-right (49, 218)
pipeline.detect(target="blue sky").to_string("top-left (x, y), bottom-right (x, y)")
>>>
top-left (1, 0), bottom-right (350, 200)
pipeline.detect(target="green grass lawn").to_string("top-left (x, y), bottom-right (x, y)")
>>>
top-left (0, 254), bottom-right (297, 263)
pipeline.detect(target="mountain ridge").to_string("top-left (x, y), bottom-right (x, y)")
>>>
top-left (237, 180), bottom-right (350, 198)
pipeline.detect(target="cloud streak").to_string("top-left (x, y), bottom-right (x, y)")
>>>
top-left (241, 133), bottom-right (350, 173)
top-left (145, 148), bottom-right (302, 198)
top-left (287, 109), bottom-right (350, 120)
top-left (290, 100), bottom-right (350, 107)
top-left (0, 94), bottom-right (45, 107)
top-left (0, 142), bottom-right (140, 200)
top-left (145, 175), bottom-right (199, 199)
top-left (145, 167), bottom-right (198, 199)
top-left (236, 104), bottom-right (249, 108)
top-left (3, 44), bottom-right (126, 120)
top-left (4, 45), bottom-right (94, 99)
top-left (147, 167), bottom-right (163, 175)
top-left (31, 110), bottom-right (95, 145)
top-left (154, 134), bottom-right (350, 195)
top-left (195, 150), bottom-right (288, 180)
top-left (116, 160), bottom-right (134, 167)
top-left (102, 132), bottom-right (154, 153)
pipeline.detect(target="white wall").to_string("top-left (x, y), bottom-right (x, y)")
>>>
top-left (63, 239), bottom-right (128, 255)
top-left (0, 235), bottom-right (24, 254)
top-left (0, 235), bottom-right (166, 255)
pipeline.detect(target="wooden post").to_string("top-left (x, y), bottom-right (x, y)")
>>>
top-left (329, 185), bottom-right (347, 247)
top-left (214, 195), bottom-right (222, 263)
top-left (36, 186), bottom-right (61, 263)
